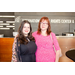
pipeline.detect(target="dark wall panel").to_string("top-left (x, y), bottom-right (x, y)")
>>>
top-left (0, 12), bottom-right (14, 15)
top-left (0, 30), bottom-right (13, 37)
top-left (0, 18), bottom-right (15, 21)
top-left (0, 12), bottom-right (15, 37)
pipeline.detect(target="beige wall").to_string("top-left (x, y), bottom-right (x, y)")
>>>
top-left (15, 12), bottom-right (75, 35)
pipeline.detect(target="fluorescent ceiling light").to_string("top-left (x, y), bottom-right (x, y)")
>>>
top-left (13, 28), bottom-right (15, 30)
top-left (0, 23), bottom-right (10, 25)
top-left (0, 28), bottom-right (10, 30)
top-left (6, 26), bottom-right (15, 27)
top-left (13, 24), bottom-right (15, 25)
top-left (0, 21), bottom-right (3, 23)
top-left (0, 26), bottom-right (3, 27)
top-left (6, 21), bottom-right (15, 23)
top-left (0, 16), bottom-right (15, 17)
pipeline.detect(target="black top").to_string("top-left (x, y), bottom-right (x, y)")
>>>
top-left (17, 40), bottom-right (37, 62)
top-left (66, 50), bottom-right (75, 62)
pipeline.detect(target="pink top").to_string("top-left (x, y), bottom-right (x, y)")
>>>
top-left (32, 31), bottom-right (60, 62)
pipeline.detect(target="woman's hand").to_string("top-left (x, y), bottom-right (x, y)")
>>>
top-left (55, 49), bottom-right (62, 62)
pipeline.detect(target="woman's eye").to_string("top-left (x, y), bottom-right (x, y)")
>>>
top-left (24, 27), bottom-right (26, 28)
top-left (23, 27), bottom-right (30, 28)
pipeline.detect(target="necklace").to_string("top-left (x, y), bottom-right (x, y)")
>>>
top-left (26, 38), bottom-right (30, 42)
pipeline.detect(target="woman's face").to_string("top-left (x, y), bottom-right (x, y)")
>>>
top-left (22, 23), bottom-right (30, 36)
top-left (40, 20), bottom-right (48, 31)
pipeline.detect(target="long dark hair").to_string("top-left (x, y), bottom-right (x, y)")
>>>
top-left (18, 20), bottom-right (35, 44)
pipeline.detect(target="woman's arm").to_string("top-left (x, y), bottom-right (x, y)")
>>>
top-left (51, 32), bottom-right (62, 62)
top-left (55, 49), bottom-right (62, 62)
top-left (11, 39), bottom-right (18, 62)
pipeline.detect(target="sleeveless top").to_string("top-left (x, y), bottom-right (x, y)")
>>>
top-left (17, 38), bottom-right (37, 62)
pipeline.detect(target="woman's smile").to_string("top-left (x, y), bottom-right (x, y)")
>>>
top-left (25, 30), bottom-right (28, 32)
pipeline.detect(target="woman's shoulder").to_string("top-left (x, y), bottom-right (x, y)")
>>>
top-left (51, 32), bottom-right (56, 36)
top-left (32, 31), bottom-right (38, 37)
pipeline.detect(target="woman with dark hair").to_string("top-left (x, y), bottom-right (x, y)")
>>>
top-left (32, 17), bottom-right (61, 62)
top-left (12, 20), bottom-right (37, 62)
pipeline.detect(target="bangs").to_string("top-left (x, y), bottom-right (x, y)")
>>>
top-left (41, 18), bottom-right (48, 22)
top-left (37, 17), bottom-right (51, 35)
